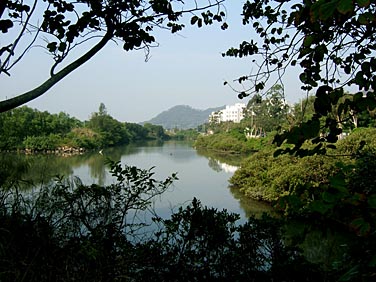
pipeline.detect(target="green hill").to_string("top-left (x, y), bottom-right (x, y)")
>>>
top-left (143, 105), bottom-right (224, 129)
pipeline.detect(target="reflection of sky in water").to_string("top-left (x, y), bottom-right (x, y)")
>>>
top-left (218, 162), bottom-right (239, 173)
top-left (72, 165), bottom-right (102, 185)
top-left (69, 142), bottom-right (256, 220)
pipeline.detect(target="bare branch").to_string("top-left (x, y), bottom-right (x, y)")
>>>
top-left (0, 0), bottom-right (38, 75)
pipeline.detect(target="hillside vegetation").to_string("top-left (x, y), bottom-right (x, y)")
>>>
top-left (144, 105), bottom-right (224, 129)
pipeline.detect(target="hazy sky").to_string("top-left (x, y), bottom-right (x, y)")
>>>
top-left (1, 1), bottom-right (304, 123)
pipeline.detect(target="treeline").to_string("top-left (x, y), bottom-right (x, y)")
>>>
top-left (0, 103), bottom-right (169, 152)
top-left (195, 126), bottom-right (275, 154)
top-left (231, 128), bottom-right (376, 200)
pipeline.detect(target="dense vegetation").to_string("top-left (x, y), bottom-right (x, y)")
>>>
top-left (0, 161), bottom-right (364, 281)
top-left (168, 128), bottom-right (201, 141)
top-left (231, 128), bottom-right (376, 202)
top-left (195, 128), bottom-right (276, 154)
top-left (0, 104), bottom-right (169, 152)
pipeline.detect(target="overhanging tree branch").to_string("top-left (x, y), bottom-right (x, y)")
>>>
top-left (0, 28), bottom-right (113, 113)
top-left (1, 0), bottom-right (227, 112)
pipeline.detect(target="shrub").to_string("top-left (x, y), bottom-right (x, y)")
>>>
top-left (23, 134), bottom-right (63, 151)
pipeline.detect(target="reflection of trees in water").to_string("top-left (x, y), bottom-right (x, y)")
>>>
top-left (78, 146), bottom-right (140, 186)
top-left (85, 153), bottom-right (107, 186)
top-left (197, 148), bottom-right (273, 217)
top-left (0, 144), bottom-right (147, 189)
top-left (196, 148), bottom-right (247, 168)
top-left (0, 154), bottom-right (31, 188)
top-left (0, 153), bottom-right (77, 189)
top-left (196, 148), bottom-right (247, 174)
top-left (229, 185), bottom-right (273, 218)
top-left (208, 157), bottom-right (222, 172)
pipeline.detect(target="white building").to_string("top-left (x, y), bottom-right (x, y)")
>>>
top-left (209, 103), bottom-right (246, 123)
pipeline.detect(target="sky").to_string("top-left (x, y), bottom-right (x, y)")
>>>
top-left (0, 1), bottom-right (304, 123)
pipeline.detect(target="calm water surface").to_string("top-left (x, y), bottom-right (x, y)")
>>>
top-left (2, 141), bottom-right (271, 219)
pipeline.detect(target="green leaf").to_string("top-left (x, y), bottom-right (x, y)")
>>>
top-left (221, 22), bottom-right (228, 30)
top-left (309, 200), bottom-right (331, 214)
top-left (303, 36), bottom-right (314, 48)
top-left (273, 148), bottom-right (284, 157)
top-left (58, 42), bottom-right (67, 52)
top-left (350, 217), bottom-right (370, 236)
top-left (0, 19), bottom-right (14, 33)
top-left (358, 15), bottom-right (366, 25)
top-left (338, 265), bottom-right (359, 281)
top-left (330, 175), bottom-right (348, 193)
top-left (338, 0), bottom-right (354, 14)
top-left (357, 0), bottom-right (370, 8)
top-left (361, 61), bottom-right (371, 74)
top-left (197, 18), bottom-right (202, 28)
top-left (314, 85), bottom-right (333, 116)
top-left (47, 42), bottom-right (57, 52)
top-left (319, 1), bottom-right (337, 21)
top-left (353, 91), bottom-right (363, 102)
top-left (190, 16), bottom-right (198, 25)
top-left (329, 87), bottom-right (343, 104)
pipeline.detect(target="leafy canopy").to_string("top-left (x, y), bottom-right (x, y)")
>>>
top-left (224, 0), bottom-right (376, 155)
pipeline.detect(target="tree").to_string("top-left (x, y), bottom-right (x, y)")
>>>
top-left (98, 102), bottom-right (107, 117)
top-left (244, 84), bottom-right (289, 133)
top-left (143, 122), bottom-right (167, 140)
top-left (0, 0), bottom-right (226, 112)
top-left (224, 0), bottom-right (376, 154)
top-left (87, 104), bottom-right (130, 147)
top-left (124, 122), bottom-right (148, 141)
top-left (291, 95), bottom-right (316, 125)
top-left (0, 106), bottom-right (81, 149)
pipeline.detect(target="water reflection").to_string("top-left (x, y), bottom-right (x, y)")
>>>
top-left (0, 141), bottom-right (272, 218)
top-left (196, 148), bottom-right (244, 173)
top-left (196, 148), bottom-right (246, 167)
top-left (0, 141), bottom-right (353, 269)
top-left (1, 153), bottom-right (76, 188)
top-left (230, 185), bottom-right (274, 218)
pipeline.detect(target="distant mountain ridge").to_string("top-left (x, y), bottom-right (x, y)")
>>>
top-left (143, 105), bottom-right (224, 129)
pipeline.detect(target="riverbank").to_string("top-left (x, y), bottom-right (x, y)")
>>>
top-left (194, 131), bottom-right (276, 154)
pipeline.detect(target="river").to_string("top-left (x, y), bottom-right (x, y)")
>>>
top-left (1, 140), bottom-right (271, 220)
